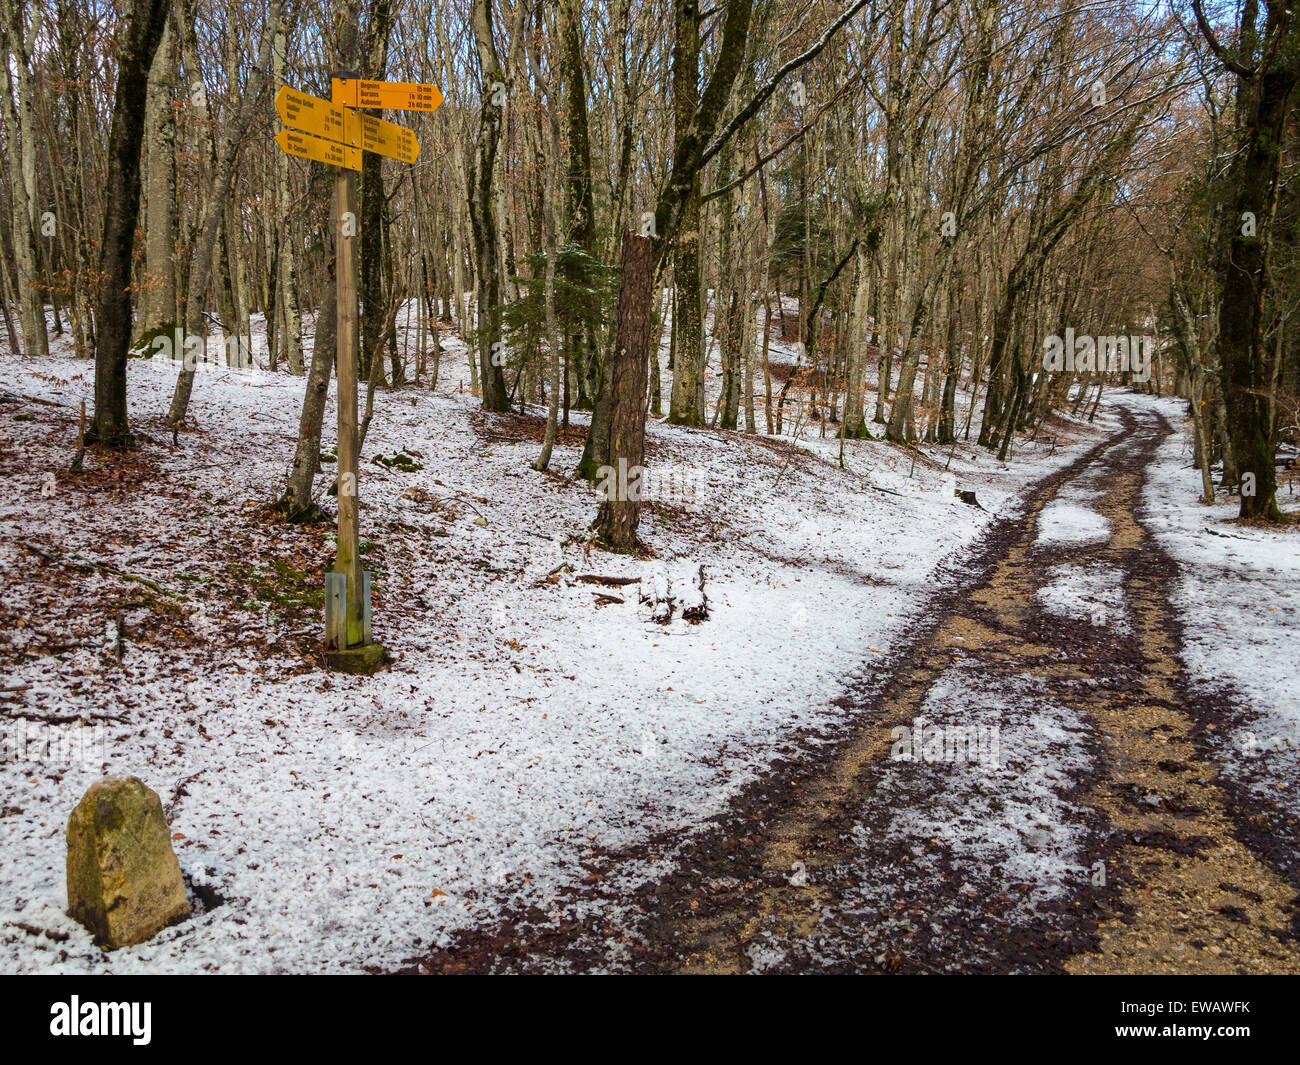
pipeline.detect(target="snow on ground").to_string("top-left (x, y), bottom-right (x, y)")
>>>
top-left (1036, 563), bottom-right (1131, 633)
top-left (1, 305), bottom-right (1113, 973)
top-left (746, 663), bottom-right (1102, 975)
top-left (866, 664), bottom-right (1096, 909)
top-left (1122, 393), bottom-right (1300, 801)
top-left (1035, 501), bottom-right (1111, 547)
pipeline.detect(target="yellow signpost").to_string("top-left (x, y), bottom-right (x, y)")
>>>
top-left (275, 86), bottom-right (357, 146)
top-left (331, 77), bottom-right (444, 113)
top-left (357, 113), bottom-right (419, 164)
top-left (272, 72), bottom-right (441, 672)
top-left (275, 128), bottom-right (361, 171)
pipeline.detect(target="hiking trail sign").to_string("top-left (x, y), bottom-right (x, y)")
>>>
top-left (331, 77), bottom-right (444, 112)
top-left (273, 73), bottom-right (442, 672)
top-left (274, 86), bottom-right (421, 164)
top-left (275, 86), bottom-right (353, 145)
top-left (274, 128), bottom-right (361, 171)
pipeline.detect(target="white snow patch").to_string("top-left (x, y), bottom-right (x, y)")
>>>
top-left (1035, 502), bottom-right (1111, 547)
top-left (866, 664), bottom-right (1094, 908)
top-left (1037, 564), bottom-right (1131, 632)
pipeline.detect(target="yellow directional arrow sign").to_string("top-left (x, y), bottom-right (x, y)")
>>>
top-left (276, 85), bottom-right (418, 164)
top-left (357, 113), bottom-right (419, 163)
top-left (276, 85), bottom-right (358, 146)
top-left (333, 77), bottom-right (444, 113)
top-left (275, 129), bottom-right (361, 171)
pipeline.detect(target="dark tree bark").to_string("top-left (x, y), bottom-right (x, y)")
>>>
top-left (666, 0), bottom-right (704, 428)
top-left (276, 244), bottom-right (337, 523)
top-left (275, 6), bottom-right (360, 521)
top-left (581, 0), bottom-right (759, 481)
top-left (1194, 0), bottom-right (1294, 521)
top-left (468, 0), bottom-right (510, 411)
top-left (595, 234), bottom-right (656, 551)
top-left (937, 269), bottom-right (962, 444)
top-left (87, 0), bottom-right (173, 448)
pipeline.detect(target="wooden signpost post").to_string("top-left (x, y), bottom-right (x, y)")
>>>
top-left (274, 74), bottom-right (441, 673)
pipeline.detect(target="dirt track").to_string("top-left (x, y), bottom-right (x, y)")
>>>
top-left (402, 407), bottom-right (1300, 974)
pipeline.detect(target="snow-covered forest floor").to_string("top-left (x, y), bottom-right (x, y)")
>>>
top-left (1, 308), bottom-right (1296, 973)
top-left (1131, 394), bottom-right (1300, 886)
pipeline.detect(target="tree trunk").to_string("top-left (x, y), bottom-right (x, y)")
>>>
top-left (1203, 1), bottom-right (1294, 520)
top-left (468, 0), bottom-right (510, 410)
top-left (559, 0), bottom-right (598, 409)
top-left (87, 0), bottom-right (173, 446)
top-left (595, 234), bottom-right (655, 550)
top-left (360, 0), bottom-right (394, 385)
top-left (1, 0), bottom-right (49, 355)
top-left (844, 243), bottom-right (872, 437)
top-left (277, 282), bottom-right (336, 522)
top-left (166, 0), bottom-right (283, 425)
top-left (141, 19), bottom-right (177, 335)
top-left (272, 17), bottom-right (303, 373)
top-left (666, 0), bottom-right (704, 427)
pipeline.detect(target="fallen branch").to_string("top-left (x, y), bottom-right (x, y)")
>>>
top-left (1203, 526), bottom-right (1274, 541)
top-left (575, 574), bottom-right (642, 587)
top-left (18, 540), bottom-right (185, 601)
top-left (17, 393), bottom-right (70, 409)
top-left (166, 770), bottom-right (205, 821)
top-left (0, 708), bottom-right (130, 724)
